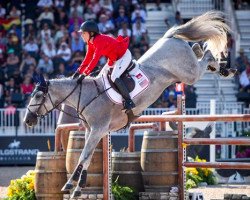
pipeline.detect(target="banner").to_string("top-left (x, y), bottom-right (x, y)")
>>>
top-left (0, 136), bottom-right (54, 165)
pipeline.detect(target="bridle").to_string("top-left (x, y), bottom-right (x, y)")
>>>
top-left (28, 79), bottom-right (111, 121)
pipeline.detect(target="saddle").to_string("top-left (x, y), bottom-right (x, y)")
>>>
top-left (107, 60), bottom-right (136, 93)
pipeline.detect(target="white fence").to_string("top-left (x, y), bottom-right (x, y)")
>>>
top-left (0, 101), bottom-right (248, 137)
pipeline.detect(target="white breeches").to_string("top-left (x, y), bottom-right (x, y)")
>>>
top-left (105, 49), bottom-right (132, 82)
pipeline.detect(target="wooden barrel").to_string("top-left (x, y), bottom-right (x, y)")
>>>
top-left (141, 131), bottom-right (178, 192)
top-left (35, 151), bottom-right (67, 200)
top-left (66, 131), bottom-right (103, 191)
top-left (112, 151), bottom-right (144, 192)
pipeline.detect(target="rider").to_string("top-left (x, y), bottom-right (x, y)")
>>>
top-left (72, 20), bottom-right (135, 111)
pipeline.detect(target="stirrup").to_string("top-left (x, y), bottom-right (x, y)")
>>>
top-left (123, 99), bottom-right (135, 110)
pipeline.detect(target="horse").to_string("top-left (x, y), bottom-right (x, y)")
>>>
top-left (24, 11), bottom-right (232, 198)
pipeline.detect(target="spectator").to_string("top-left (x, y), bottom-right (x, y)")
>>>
top-left (131, 9), bottom-right (146, 24)
top-left (7, 34), bottom-right (21, 57)
top-left (84, 5), bottom-right (97, 21)
top-left (89, 0), bottom-right (101, 16)
top-left (100, 0), bottom-right (114, 13)
top-left (54, 25), bottom-right (67, 45)
top-left (70, 0), bottom-right (84, 17)
top-left (9, 5), bottom-right (21, 18)
top-left (118, 22), bottom-right (132, 38)
top-left (70, 50), bottom-right (84, 72)
top-left (236, 48), bottom-right (249, 73)
top-left (9, 24), bottom-right (21, 40)
top-left (0, 49), bottom-right (6, 68)
top-left (20, 75), bottom-right (34, 96)
top-left (0, 80), bottom-right (4, 108)
top-left (40, 23), bottom-right (52, 40)
top-left (56, 42), bottom-right (72, 63)
top-left (185, 85), bottom-right (197, 108)
top-left (37, 55), bottom-right (54, 74)
top-left (37, 0), bottom-right (53, 8)
top-left (19, 52), bottom-right (37, 75)
top-left (0, 31), bottom-right (8, 49)
top-left (54, 0), bottom-right (65, 9)
top-left (38, 7), bottom-right (54, 27)
top-left (132, 19), bottom-right (146, 45)
top-left (173, 11), bottom-right (184, 26)
top-left (71, 31), bottom-right (85, 53)
top-left (54, 9), bottom-right (68, 28)
top-left (69, 11), bottom-right (83, 30)
top-left (239, 62), bottom-right (250, 91)
top-left (24, 37), bottom-right (39, 57)
top-left (56, 63), bottom-right (68, 78)
top-left (0, 3), bottom-right (6, 18)
top-left (115, 8), bottom-right (129, 29)
top-left (24, 19), bottom-right (36, 39)
top-left (98, 14), bottom-right (115, 34)
top-left (43, 42), bottom-right (56, 59)
top-left (131, 4), bottom-right (147, 21)
top-left (5, 49), bottom-right (19, 78)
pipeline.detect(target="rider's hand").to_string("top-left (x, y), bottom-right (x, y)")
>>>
top-left (77, 74), bottom-right (86, 84)
top-left (72, 71), bottom-right (80, 79)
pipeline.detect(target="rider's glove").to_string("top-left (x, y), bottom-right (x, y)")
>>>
top-left (72, 71), bottom-right (80, 79)
top-left (77, 74), bottom-right (86, 84)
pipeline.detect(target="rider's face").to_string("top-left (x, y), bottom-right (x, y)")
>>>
top-left (81, 32), bottom-right (90, 42)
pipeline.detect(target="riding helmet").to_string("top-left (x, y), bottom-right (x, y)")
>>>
top-left (78, 20), bottom-right (99, 34)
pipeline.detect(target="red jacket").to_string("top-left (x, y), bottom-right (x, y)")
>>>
top-left (78, 34), bottom-right (129, 75)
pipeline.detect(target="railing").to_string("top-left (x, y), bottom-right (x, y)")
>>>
top-left (0, 102), bottom-right (247, 136)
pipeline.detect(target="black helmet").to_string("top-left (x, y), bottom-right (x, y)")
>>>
top-left (78, 21), bottom-right (99, 34)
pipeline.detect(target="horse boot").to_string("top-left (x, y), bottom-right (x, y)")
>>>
top-left (192, 43), bottom-right (204, 59)
top-left (114, 78), bottom-right (135, 112)
top-left (61, 164), bottom-right (83, 192)
top-left (71, 170), bottom-right (87, 198)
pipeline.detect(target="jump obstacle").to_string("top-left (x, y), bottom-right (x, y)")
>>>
top-left (37, 94), bottom-right (250, 200)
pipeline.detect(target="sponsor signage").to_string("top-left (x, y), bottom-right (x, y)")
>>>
top-left (0, 136), bottom-right (54, 165)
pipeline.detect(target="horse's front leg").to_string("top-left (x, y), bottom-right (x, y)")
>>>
top-left (71, 129), bottom-right (107, 198)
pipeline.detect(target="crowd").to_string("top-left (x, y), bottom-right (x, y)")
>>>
top-left (0, 0), bottom-right (152, 109)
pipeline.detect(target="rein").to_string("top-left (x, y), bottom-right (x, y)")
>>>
top-left (28, 79), bottom-right (111, 122)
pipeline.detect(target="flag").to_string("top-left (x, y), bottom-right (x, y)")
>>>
top-left (0, 18), bottom-right (21, 30)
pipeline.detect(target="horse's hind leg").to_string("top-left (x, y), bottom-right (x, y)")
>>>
top-left (196, 50), bottom-right (220, 78)
top-left (199, 50), bottom-right (237, 78)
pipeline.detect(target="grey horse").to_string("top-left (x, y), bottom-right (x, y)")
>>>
top-left (24, 11), bottom-right (232, 198)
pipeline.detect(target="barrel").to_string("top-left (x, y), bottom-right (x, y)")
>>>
top-left (35, 151), bottom-right (67, 200)
top-left (141, 131), bottom-right (178, 192)
top-left (112, 151), bottom-right (144, 192)
top-left (66, 131), bottom-right (103, 192)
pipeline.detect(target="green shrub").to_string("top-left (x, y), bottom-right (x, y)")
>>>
top-left (112, 176), bottom-right (137, 200)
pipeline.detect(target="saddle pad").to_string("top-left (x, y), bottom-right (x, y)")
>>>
top-left (102, 63), bottom-right (150, 104)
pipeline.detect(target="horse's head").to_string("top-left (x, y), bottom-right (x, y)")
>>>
top-left (24, 73), bottom-right (52, 127)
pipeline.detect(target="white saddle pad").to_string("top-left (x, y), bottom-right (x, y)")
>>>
top-left (102, 62), bottom-right (150, 104)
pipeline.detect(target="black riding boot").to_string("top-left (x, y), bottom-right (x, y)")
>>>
top-left (114, 78), bottom-right (135, 110)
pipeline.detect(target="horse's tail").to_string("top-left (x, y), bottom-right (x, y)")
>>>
top-left (164, 11), bottom-right (230, 59)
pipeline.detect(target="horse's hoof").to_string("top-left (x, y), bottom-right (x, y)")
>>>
top-left (70, 190), bottom-right (81, 199)
top-left (61, 183), bottom-right (74, 192)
